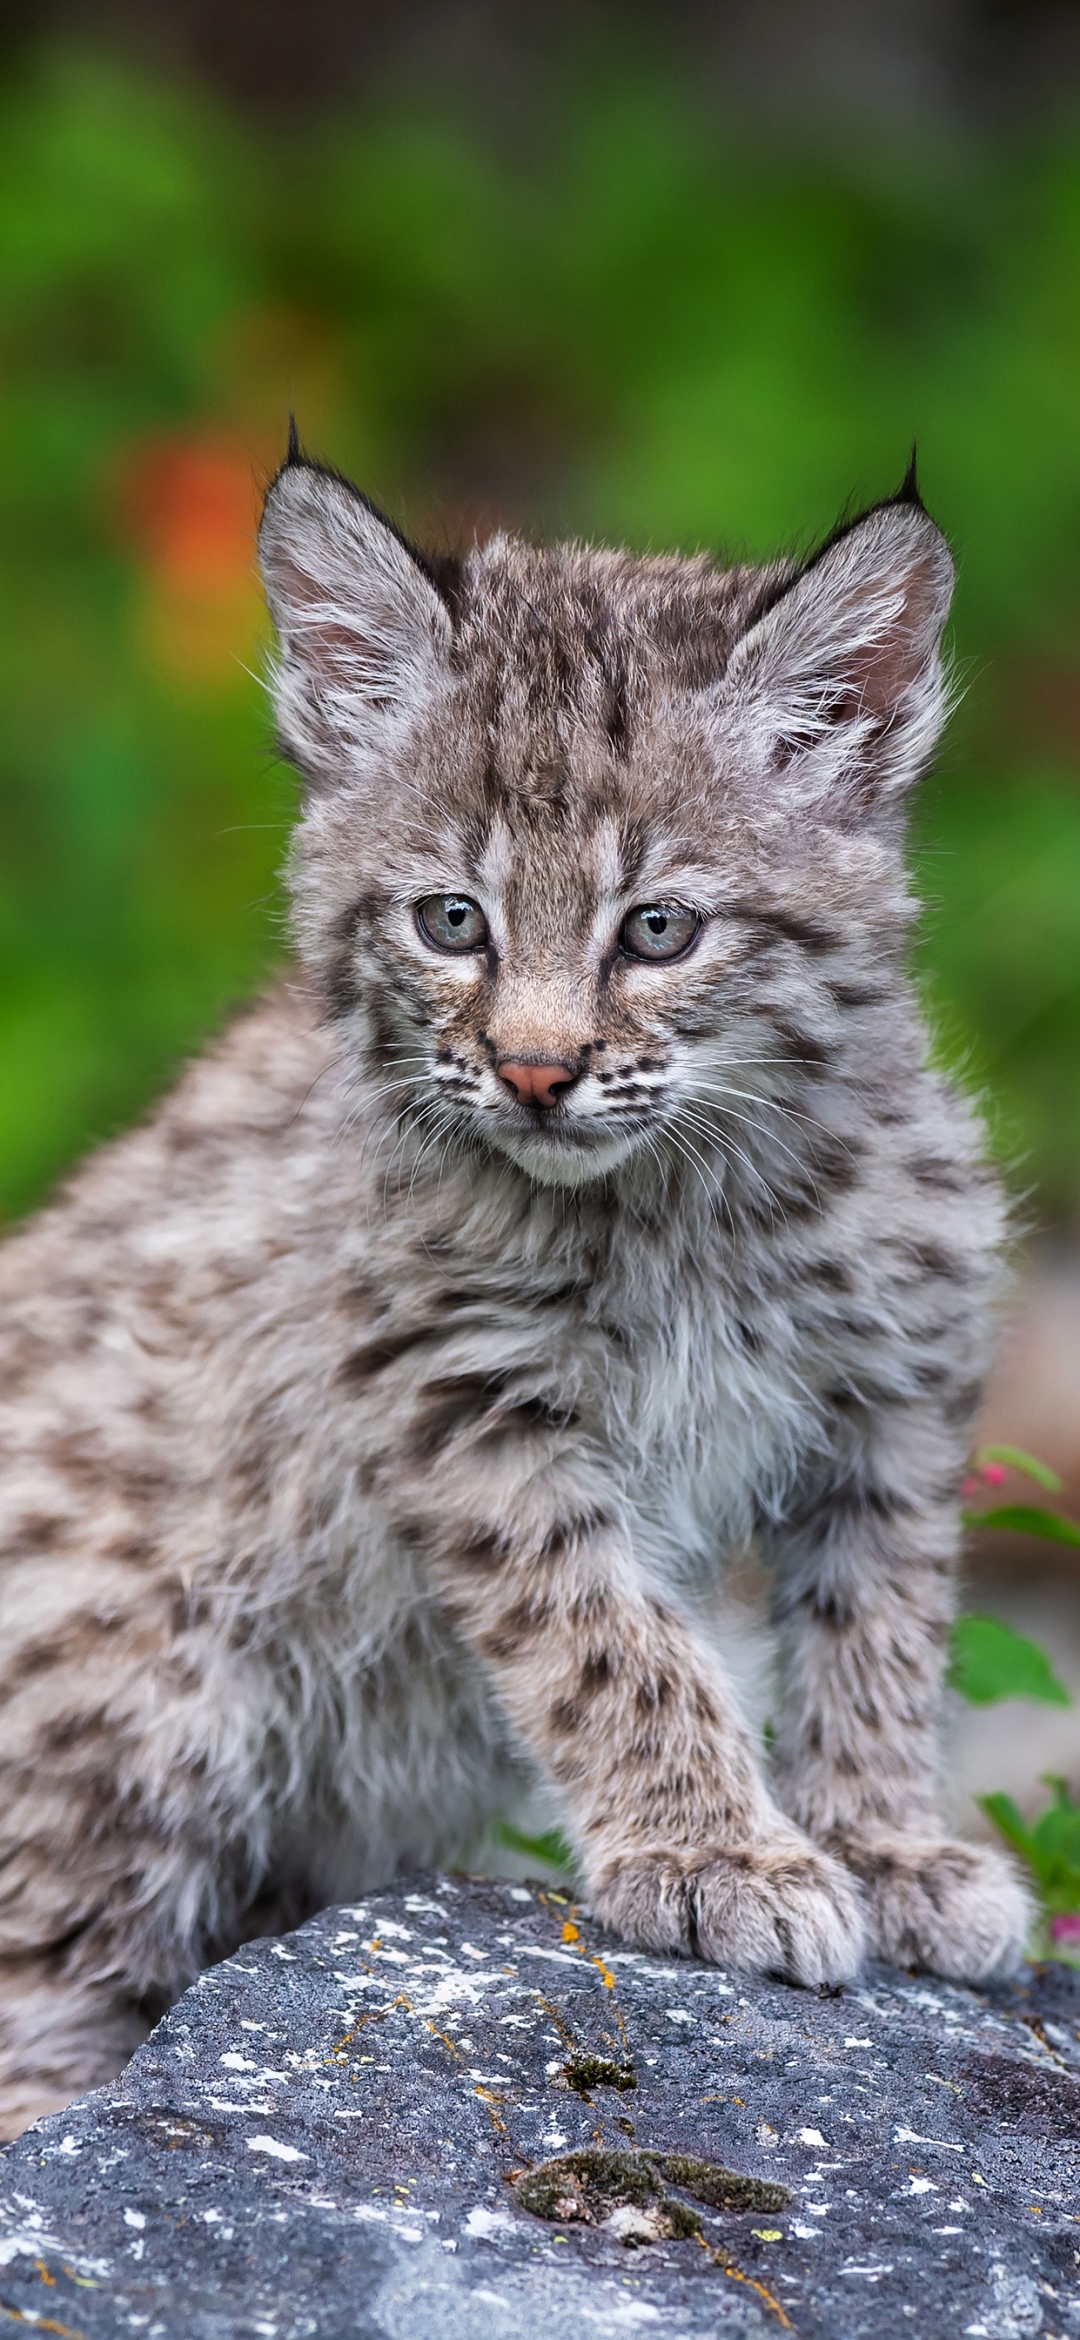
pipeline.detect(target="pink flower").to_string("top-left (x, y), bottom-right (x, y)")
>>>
top-left (1048, 1913), bottom-right (1080, 1946)
top-left (983, 1462), bottom-right (1008, 1487)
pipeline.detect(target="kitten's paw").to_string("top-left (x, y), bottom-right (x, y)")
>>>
top-left (836, 1833), bottom-right (1032, 1981)
top-left (590, 1835), bottom-right (867, 1987)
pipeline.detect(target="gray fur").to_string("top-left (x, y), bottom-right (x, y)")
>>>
top-left (0, 458), bottom-right (1029, 2137)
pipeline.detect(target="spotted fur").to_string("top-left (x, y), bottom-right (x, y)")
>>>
top-left (0, 452), bottom-right (1029, 2136)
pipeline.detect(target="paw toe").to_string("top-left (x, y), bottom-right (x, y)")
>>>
top-left (592, 1836), bottom-right (866, 1987)
top-left (850, 1837), bottom-right (1032, 1981)
top-left (695, 1843), bottom-right (866, 1986)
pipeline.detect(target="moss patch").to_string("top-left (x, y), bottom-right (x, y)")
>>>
top-left (647, 2152), bottom-right (790, 2214)
top-left (514, 2146), bottom-right (790, 2242)
top-left (563, 2054), bottom-right (637, 2095)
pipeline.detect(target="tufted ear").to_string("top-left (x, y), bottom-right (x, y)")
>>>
top-left (258, 446), bottom-right (454, 787)
top-left (719, 484), bottom-right (955, 820)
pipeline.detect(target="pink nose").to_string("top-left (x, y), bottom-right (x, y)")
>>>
top-left (497, 1059), bottom-right (578, 1110)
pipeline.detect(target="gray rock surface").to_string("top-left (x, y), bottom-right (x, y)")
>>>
top-left (1, 1874), bottom-right (1078, 2338)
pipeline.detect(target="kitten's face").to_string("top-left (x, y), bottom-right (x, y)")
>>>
top-left (358, 797), bottom-right (765, 1189)
top-left (261, 461), bottom-right (953, 1191)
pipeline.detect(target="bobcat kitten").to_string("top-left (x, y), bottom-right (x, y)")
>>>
top-left (0, 445), bottom-right (1029, 2137)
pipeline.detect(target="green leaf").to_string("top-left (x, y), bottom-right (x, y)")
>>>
top-left (982, 1778), bottom-right (1080, 1915)
top-left (977, 1445), bottom-right (1063, 1492)
top-left (493, 1821), bottom-right (576, 1875)
top-left (963, 1504), bottom-right (1080, 1546)
top-left (979, 1790), bottom-right (1039, 1864)
top-left (948, 1613), bottom-right (1072, 1706)
top-left (1030, 1776), bottom-right (1080, 1872)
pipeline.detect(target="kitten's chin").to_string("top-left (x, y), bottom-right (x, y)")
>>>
top-left (487, 1124), bottom-right (639, 1188)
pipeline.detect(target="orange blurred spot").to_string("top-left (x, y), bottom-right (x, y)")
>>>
top-left (119, 433), bottom-right (261, 592)
top-left (113, 430), bottom-right (270, 686)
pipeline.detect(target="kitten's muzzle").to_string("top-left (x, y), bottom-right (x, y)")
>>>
top-left (497, 1058), bottom-right (580, 1110)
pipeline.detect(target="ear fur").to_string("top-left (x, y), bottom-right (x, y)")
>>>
top-left (719, 484), bottom-right (955, 821)
top-left (258, 447), bottom-right (455, 787)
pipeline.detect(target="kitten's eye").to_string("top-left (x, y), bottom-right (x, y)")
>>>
top-left (619, 904), bottom-right (700, 961)
top-left (416, 895), bottom-right (489, 953)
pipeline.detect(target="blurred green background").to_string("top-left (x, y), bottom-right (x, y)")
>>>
top-left (2, 26), bottom-right (1080, 1222)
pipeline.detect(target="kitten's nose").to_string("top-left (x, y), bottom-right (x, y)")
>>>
top-left (497, 1059), bottom-right (579, 1110)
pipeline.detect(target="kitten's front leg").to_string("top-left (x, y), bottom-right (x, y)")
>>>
top-left (383, 1437), bottom-right (864, 1984)
top-left (764, 1473), bottom-right (1031, 1981)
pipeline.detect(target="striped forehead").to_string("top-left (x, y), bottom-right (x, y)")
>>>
top-left (475, 812), bottom-right (634, 942)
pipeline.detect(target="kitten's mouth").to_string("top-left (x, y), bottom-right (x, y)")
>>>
top-left (484, 1105), bottom-right (643, 1188)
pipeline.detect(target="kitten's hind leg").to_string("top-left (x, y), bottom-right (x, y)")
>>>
top-left (0, 1956), bottom-right (151, 2139)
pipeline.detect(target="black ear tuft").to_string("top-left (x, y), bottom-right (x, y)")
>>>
top-left (781, 454), bottom-right (936, 592)
top-left (890, 442), bottom-right (924, 512)
top-left (263, 439), bottom-right (463, 623)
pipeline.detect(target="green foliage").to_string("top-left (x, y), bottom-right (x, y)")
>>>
top-left (1, 50), bottom-right (1080, 1214)
top-left (947, 1613), bottom-right (1071, 1707)
top-left (980, 1778), bottom-right (1080, 1927)
top-left (978, 1446), bottom-right (1063, 1492)
top-left (957, 1467), bottom-right (1080, 1943)
top-left (492, 1821), bottom-right (576, 1876)
top-left (962, 1505), bottom-right (1080, 1546)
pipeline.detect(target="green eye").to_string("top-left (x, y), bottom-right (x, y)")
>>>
top-left (620, 904), bottom-right (700, 961)
top-left (416, 895), bottom-right (489, 953)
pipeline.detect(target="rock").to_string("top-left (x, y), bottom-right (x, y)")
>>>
top-left (1, 1873), bottom-right (1078, 2338)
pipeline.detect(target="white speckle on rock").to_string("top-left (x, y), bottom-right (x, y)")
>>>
top-left (462, 2206), bottom-right (517, 2239)
top-left (799, 2128), bottom-right (827, 2148)
top-left (908, 2178), bottom-right (936, 2195)
top-left (581, 2301), bottom-right (662, 2325)
top-left (219, 2053), bottom-right (258, 2072)
top-left (269, 1947), bottom-right (296, 1962)
top-left (516, 1946), bottom-right (584, 1970)
top-left (245, 2137), bottom-right (308, 2163)
top-left (894, 2127), bottom-right (965, 2153)
top-left (665, 2009), bottom-right (692, 2024)
top-left (123, 2209), bottom-right (146, 2230)
top-left (508, 1888), bottom-right (532, 1902)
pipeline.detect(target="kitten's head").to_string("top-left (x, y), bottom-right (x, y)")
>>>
top-left (259, 446), bottom-right (953, 1190)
